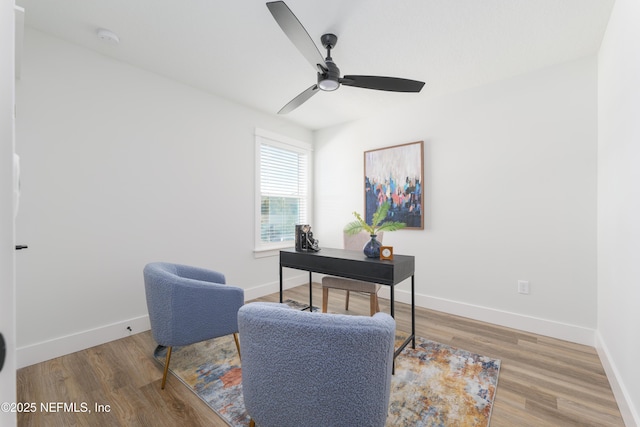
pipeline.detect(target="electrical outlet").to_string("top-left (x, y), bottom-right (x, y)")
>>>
top-left (518, 280), bottom-right (530, 294)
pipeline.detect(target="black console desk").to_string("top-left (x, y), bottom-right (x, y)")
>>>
top-left (279, 247), bottom-right (416, 359)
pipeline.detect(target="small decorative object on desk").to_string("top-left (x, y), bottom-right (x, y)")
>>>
top-left (295, 224), bottom-right (320, 252)
top-left (363, 235), bottom-right (382, 258)
top-left (344, 202), bottom-right (405, 258)
top-left (380, 246), bottom-right (394, 260)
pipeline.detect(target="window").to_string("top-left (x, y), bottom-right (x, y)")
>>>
top-left (255, 129), bottom-right (312, 254)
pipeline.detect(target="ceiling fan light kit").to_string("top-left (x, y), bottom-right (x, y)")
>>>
top-left (266, 1), bottom-right (425, 114)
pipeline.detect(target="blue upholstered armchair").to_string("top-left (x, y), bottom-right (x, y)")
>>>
top-left (238, 302), bottom-right (396, 427)
top-left (143, 262), bottom-right (244, 389)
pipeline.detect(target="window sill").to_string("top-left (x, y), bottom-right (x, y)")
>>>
top-left (253, 245), bottom-right (292, 259)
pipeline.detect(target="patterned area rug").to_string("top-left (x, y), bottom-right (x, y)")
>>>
top-left (153, 303), bottom-right (501, 426)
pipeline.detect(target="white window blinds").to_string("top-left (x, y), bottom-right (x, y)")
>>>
top-left (256, 132), bottom-right (311, 250)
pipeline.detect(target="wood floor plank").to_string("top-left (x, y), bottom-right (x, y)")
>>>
top-left (16, 283), bottom-right (625, 426)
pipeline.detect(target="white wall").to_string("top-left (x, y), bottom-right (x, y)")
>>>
top-left (15, 29), bottom-right (312, 367)
top-left (597, 0), bottom-right (640, 424)
top-left (315, 56), bottom-right (598, 344)
top-left (1, 2), bottom-right (17, 426)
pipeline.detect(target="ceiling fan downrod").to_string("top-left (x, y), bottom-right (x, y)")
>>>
top-left (317, 33), bottom-right (339, 91)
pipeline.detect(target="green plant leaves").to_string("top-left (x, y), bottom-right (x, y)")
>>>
top-left (343, 202), bottom-right (406, 235)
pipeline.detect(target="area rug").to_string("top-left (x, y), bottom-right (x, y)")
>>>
top-left (153, 304), bottom-right (501, 426)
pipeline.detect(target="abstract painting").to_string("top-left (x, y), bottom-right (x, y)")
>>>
top-left (364, 141), bottom-right (424, 229)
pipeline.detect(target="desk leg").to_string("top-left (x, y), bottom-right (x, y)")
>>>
top-left (390, 284), bottom-right (396, 375)
top-left (392, 277), bottom-right (416, 372)
top-left (390, 284), bottom-right (395, 318)
top-left (411, 275), bottom-right (416, 349)
top-left (279, 264), bottom-right (283, 303)
top-left (308, 271), bottom-right (313, 311)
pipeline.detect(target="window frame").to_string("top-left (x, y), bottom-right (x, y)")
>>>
top-left (254, 128), bottom-right (313, 257)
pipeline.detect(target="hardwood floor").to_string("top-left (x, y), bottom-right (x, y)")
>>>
top-left (17, 284), bottom-right (625, 426)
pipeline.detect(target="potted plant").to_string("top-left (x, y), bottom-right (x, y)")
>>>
top-left (344, 202), bottom-right (406, 258)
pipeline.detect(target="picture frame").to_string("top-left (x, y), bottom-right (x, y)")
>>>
top-left (364, 141), bottom-right (424, 230)
top-left (380, 246), bottom-right (394, 260)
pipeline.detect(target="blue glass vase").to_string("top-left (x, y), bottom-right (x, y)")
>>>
top-left (363, 234), bottom-right (382, 258)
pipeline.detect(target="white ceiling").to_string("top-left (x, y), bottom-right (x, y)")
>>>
top-left (16, 0), bottom-right (614, 130)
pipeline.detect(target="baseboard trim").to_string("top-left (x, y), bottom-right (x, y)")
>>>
top-left (17, 275), bottom-right (596, 368)
top-left (254, 275), bottom-right (597, 346)
top-left (377, 286), bottom-right (596, 346)
top-left (17, 274), bottom-right (310, 368)
top-left (265, 274), bottom-right (597, 346)
top-left (17, 315), bottom-right (151, 368)
top-left (595, 331), bottom-right (639, 427)
top-left (243, 272), bottom-right (309, 301)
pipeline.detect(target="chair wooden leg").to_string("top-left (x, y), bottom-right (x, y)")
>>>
top-left (249, 419), bottom-right (256, 427)
top-left (370, 293), bottom-right (377, 316)
top-left (345, 290), bottom-right (350, 311)
top-left (161, 346), bottom-right (173, 390)
top-left (233, 333), bottom-right (241, 360)
top-left (322, 287), bottom-right (329, 313)
top-left (376, 294), bottom-right (380, 313)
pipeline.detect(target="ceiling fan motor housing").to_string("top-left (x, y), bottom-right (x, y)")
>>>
top-left (318, 60), bottom-right (340, 91)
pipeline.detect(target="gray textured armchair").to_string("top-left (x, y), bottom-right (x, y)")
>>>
top-left (143, 262), bottom-right (244, 389)
top-left (238, 302), bottom-right (395, 427)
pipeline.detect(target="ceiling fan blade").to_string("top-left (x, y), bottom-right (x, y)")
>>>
top-left (267, 1), bottom-right (327, 72)
top-left (341, 75), bottom-right (425, 93)
top-left (278, 84), bottom-right (319, 114)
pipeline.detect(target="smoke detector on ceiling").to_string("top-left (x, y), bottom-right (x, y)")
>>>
top-left (96, 28), bottom-right (119, 45)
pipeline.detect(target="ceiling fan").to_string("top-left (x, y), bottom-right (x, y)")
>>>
top-left (266, 1), bottom-right (425, 114)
